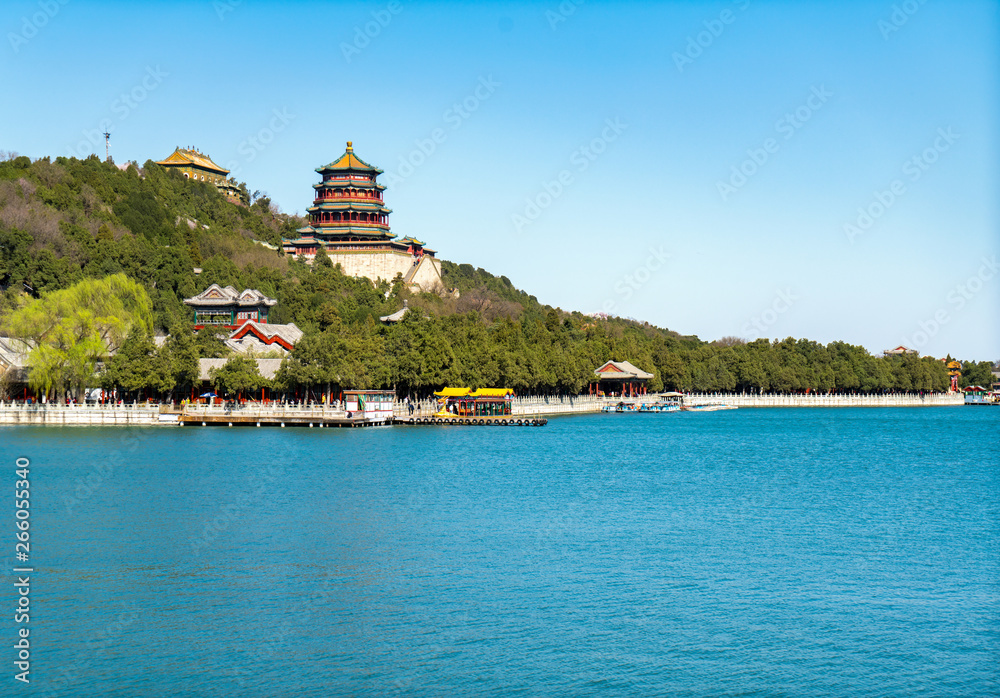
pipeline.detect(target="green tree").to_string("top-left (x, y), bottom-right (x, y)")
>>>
top-left (960, 360), bottom-right (996, 389)
top-left (210, 355), bottom-right (269, 397)
top-left (195, 327), bottom-right (230, 358)
top-left (101, 326), bottom-right (174, 396)
top-left (388, 315), bottom-right (458, 393)
top-left (166, 324), bottom-right (201, 397)
top-left (3, 274), bottom-right (152, 399)
top-left (314, 247), bottom-right (333, 268)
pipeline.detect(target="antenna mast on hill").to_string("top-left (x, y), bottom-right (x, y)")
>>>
top-left (103, 131), bottom-right (111, 162)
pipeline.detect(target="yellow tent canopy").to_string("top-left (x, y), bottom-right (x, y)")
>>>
top-left (469, 388), bottom-right (515, 397)
top-left (433, 387), bottom-right (471, 397)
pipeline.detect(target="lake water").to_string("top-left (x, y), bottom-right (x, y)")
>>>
top-left (4, 407), bottom-right (998, 696)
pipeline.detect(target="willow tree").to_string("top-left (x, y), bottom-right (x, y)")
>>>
top-left (3, 274), bottom-right (153, 399)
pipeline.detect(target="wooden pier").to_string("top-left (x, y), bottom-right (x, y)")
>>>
top-left (174, 405), bottom-right (391, 428)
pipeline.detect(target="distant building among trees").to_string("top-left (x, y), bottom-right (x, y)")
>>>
top-left (593, 360), bottom-right (654, 397)
top-left (184, 284), bottom-right (277, 328)
top-left (184, 284), bottom-right (302, 356)
top-left (156, 147), bottom-right (242, 202)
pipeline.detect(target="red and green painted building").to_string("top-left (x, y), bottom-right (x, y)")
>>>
top-left (184, 284), bottom-right (277, 329)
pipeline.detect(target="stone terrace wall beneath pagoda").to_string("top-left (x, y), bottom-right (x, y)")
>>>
top-left (328, 249), bottom-right (443, 293)
top-left (410, 256), bottom-right (444, 292)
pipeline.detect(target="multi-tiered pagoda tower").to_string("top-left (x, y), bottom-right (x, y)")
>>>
top-left (284, 142), bottom-right (443, 293)
top-left (298, 141), bottom-right (392, 244)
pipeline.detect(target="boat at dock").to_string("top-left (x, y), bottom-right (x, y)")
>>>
top-left (603, 392), bottom-right (684, 413)
top-left (963, 387), bottom-right (1000, 405)
top-left (681, 403), bottom-right (737, 412)
top-left (420, 387), bottom-right (548, 426)
top-left (638, 402), bottom-right (680, 412)
top-left (639, 391), bottom-right (684, 412)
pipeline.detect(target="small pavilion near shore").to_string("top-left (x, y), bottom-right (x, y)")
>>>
top-left (591, 360), bottom-right (653, 398)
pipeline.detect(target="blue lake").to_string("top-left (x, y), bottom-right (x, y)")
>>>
top-left (4, 407), bottom-right (999, 696)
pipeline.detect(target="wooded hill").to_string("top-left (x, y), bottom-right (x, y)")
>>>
top-left (1, 153), bottom-right (989, 396)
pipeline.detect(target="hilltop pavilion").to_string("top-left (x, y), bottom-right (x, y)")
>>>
top-left (156, 147), bottom-right (242, 202)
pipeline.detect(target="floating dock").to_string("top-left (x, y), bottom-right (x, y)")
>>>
top-left (177, 414), bottom-right (390, 427)
top-left (174, 406), bottom-right (391, 428)
top-left (394, 416), bottom-right (547, 426)
top-left (175, 413), bottom-right (545, 427)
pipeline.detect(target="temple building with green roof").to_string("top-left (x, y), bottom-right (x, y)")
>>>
top-left (282, 142), bottom-right (443, 293)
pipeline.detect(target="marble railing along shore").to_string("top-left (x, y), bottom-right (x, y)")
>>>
top-left (0, 402), bottom-right (355, 426)
top-left (683, 392), bottom-right (964, 408)
top-left (0, 403), bottom-right (163, 426)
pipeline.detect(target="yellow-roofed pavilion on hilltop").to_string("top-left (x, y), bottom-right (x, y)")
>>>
top-left (156, 147), bottom-right (243, 202)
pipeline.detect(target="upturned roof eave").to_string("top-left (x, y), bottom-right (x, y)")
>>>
top-left (156, 148), bottom-right (230, 175)
top-left (314, 181), bottom-right (386, 190)
top-left (306, 202), bottom-right (391, 213)
top-left (184, 298), bottom-right (278, 307)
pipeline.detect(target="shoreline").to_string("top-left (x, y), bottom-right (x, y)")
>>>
top-left (0, 392), bottom-right (967, 427)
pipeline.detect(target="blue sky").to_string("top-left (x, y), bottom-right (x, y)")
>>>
top-left (3, 0), bottom-right (998, 360)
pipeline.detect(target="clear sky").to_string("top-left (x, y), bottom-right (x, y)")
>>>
top-left (3, 0), bottom-right (997, 360)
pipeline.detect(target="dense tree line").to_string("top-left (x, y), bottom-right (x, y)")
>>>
top-left (0, 154), bottom-right (984, 400)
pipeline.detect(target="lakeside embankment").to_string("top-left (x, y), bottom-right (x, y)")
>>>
top-left (0, 392), bottom-right (965, 426)
top-left (683, 392), bottom-right (964, 408)
top-left (0, 403), bottom-right (162, 426)
top-left (401, 392), bottom-right (963, 418)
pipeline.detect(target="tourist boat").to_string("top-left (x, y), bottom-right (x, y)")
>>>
top-left (638, 402), bottom-right (680, 413)
top-left (410, 387), bottom-right (545, 426)
top-left (680, 403), bottom-right (737, 412)
top-left (602, 401), bottom-right (639, 413)
top-left (637, 392), bottom-right (684, 412)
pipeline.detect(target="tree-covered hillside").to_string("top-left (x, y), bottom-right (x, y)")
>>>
top-left (0, 153), bottom-right (969, 397)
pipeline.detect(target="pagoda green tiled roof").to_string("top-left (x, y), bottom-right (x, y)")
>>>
top-left (316, 141), bottom-right (383, 174)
